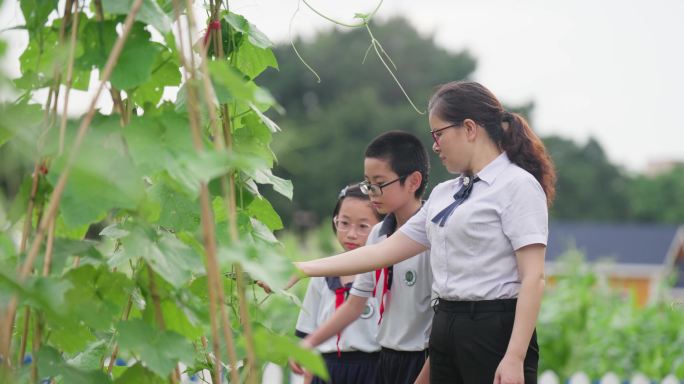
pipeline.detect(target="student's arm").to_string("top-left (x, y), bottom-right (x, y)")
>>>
top-left (413, 357), bottom-right (430, 384)
top-left (494, 244), bottom-right (545, 384)
top-left (296, 232), bottom-right (427, 277)
top-left (300, 294), bottom-right (368, 349)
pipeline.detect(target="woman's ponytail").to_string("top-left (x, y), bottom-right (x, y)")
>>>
top-left (502, 111), bottom-right (556, 205)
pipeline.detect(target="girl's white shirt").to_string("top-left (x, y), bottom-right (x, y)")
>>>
top-left (295, 276), bottom-right (381, 354)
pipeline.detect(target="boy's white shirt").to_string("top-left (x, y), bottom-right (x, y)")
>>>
top-left (350, 215), bottom-right (434, 351)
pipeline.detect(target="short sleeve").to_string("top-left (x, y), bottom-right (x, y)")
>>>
top-left (398, 205), bottom-right (430, 248)
top-left (295, 278), bottom-right (322, 336)
top-left (501, 177), bottom-right (548, 250)
top-left (350, 271), bottom-right (375, 298)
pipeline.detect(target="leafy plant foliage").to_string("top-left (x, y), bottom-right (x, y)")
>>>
top-left (0, 1), bottom-right (322, 382)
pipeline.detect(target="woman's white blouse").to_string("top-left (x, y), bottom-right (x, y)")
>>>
top-left (399, 152), bottom-right (548, 300)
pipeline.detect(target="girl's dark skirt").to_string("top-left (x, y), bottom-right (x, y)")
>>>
top-left (429, 298), bottom-right (539, 384)
top-left (311, 350), bottom-right (379, 384)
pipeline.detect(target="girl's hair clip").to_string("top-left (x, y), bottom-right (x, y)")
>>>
top-left (338, 186), bottom-right (349, 199)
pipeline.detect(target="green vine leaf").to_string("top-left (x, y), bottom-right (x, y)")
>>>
top-left (123, 112), bottom-right (195, 176)
top-left (131, 53), bottom-right (181, 107)
top-left (63, 265), bottom-right (134, 330)
top-left (209, 60), bottom-right (255, 103)
top-left (77, 19), bottom-right (118, 71)
top-left (0, 102), bottom-right (43, 156)
top-left (67, 339), bottom-right (109, 371)
top-left (49, 319), bottom-right (96, 355)
top-left (243, 167), bottom-right (293, 200)
top-left (114, 363), bottom-right (166, 383)
top-left (110, 23), bottom-right (164, 90)
top-left (20, 0), bottom-right (55, 33)
top-left (102, 0), bottom-right (173, 34)
top-left (218, 242), bottom-right (293, 291)
top-left (0, 272), bottom-right (72, 317)
top-left (247, 196), bottom-right (283, 231)
top-left (235, 38), bottom-right (278, 80)
top-left (37, 346), bottom-right (112, 384)
top-left (117, 223), bottom-right (204, 288)
top-left (54, 215), bottom-right (92, 240)
top-left (250, 104), bottom-right (282, 133)
top-left (147, 177), bottom-right (201, 232)
top-left (0, 233), bottom-right (16, 265)
top-left (18, 25), bottom-right (61, 85)
top-left (250, 216), bottom-right (279, 243)
top-left (246, 326), bottom-right (329, 380)
top-left (235, 111), bottom-right (277, 167)
top-left (117, 319), bottom-right (196, 378)
top-left (224, 12), bottom-right (273, 49)
top-left (166, 150), bottom-right (267, 197)
top-left (47, 117), bottom-right (146, 228)
top-left (36, 238), bottom-right (103, 275)
top-left (159, 299), bottom-right (204, 341)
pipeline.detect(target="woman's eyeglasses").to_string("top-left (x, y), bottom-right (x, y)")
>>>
top-left (430, 122), bottom-right (463, 144)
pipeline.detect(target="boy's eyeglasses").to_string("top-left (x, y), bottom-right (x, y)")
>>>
top-left (430, 122), bottom-right (463, 144)
top-left (334, 218), bottom-right (373, 236)
top-left (360, 175), bottom-right (408, 196)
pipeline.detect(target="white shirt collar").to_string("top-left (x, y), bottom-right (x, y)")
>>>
top-left (475, 152), bottom-right (511, 185)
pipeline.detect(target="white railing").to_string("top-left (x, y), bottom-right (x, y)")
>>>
top-left (175, 363), bottom-right (682, 383)
top-left (539, 371), bottom-right (681, 384)
top-left (256, 365), bottom-right (682, 384)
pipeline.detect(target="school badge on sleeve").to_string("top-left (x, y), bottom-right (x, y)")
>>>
top-left (404, 269), bottom-right (417, 286)
top-left (360, 302), bottom-right (375, 319)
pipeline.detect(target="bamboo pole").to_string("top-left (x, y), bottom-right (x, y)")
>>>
top-left (147, 266), bottom-right (179, 383)
top-left (188, 0), bottom-right (250, 381)
top-left (104, 295), bottom-right (133, 374)
top-left (170, 1), bottom-right (226, 382)
top-left (58, 0), bottom-right (81, 155)
top-left (205, 2), bottom-right (259, 382)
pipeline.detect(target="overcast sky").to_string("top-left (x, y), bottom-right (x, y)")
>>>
top-left (2, 0), bottom-right (683, 172)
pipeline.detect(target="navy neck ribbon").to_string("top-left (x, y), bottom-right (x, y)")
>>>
top-left (431, 175), bottom-right (480, 227)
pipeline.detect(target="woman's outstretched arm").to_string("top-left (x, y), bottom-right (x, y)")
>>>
top-left (296, 232), bottom-right (427, 277)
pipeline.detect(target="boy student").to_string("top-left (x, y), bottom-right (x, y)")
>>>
top-left (292, 131), bottom-right (433, 384)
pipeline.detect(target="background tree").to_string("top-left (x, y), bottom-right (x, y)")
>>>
top-left (543, 135), bottom-right (631, 221)
top-left (628, 166), bottom-right (684, 223)
top-left (260, 18), bottom-right (478, 227)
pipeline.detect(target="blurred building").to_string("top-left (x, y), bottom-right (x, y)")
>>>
top-left (643, 159), bottom-right (684, 177)
top-left (546, 221), bottom-right (684, 306)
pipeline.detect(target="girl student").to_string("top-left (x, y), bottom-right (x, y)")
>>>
top-left (294, 183), bottom-right (384, 384)
top-left (295, 81), bottom-right (556, 384)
